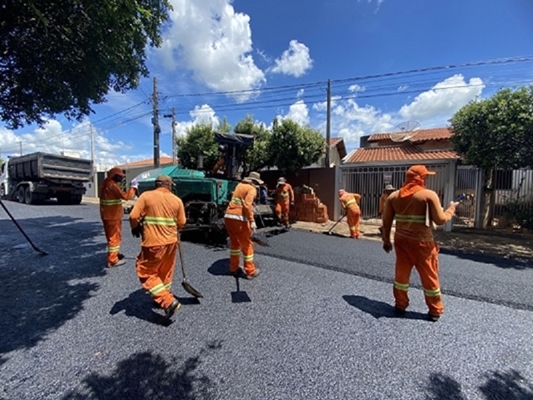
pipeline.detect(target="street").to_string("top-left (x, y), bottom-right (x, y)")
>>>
top-left (1, 201), bottom-right (532, 400)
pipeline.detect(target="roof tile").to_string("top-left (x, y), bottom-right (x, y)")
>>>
top-left (345, 144), bottom-right (459, 163)
top-left (368, 127), bottom-right (452, 143)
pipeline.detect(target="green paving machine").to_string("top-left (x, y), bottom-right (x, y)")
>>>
top-left (124, 133), bottom-right (277, 243)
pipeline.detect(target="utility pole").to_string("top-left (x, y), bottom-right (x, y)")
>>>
top-left (152, 77), bottom-right (160, 168)
top-left (163, 107), bottom-right (178, 165)
top-left (325, 79), bottom-right (331, 168)
top-left (90, 124), bottom-right (97, 196)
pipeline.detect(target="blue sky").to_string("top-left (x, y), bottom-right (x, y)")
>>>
top-left (1, 0), bottom-right (532, 169)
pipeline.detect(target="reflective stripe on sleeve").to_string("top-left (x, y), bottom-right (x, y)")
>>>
top-left (224, 214), bottom-right (248, 222)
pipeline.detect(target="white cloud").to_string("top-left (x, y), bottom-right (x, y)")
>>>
top-left (174, 104), bottom-right (221, 138)
top-left (297, 89), bottom-right (305, 98)
top-left (398, 85), bottom-right (408, 92)
top-left (0, 119), bottom-right (145, 169)
top-left (279, 100), bottom-right (310, 126)
top-left (270, 40), bottom-right (313, 78)
top-left (158, 0), bottom-right (265, 99)
top-left (349, 84), bottom-right (366, 93)
top-left (399, 74), bottom-right (484, 120)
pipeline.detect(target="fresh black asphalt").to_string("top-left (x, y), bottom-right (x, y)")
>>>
top-left (0, 200), bottom-right (532, 399)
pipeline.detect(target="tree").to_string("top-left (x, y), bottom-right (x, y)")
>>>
top-left (176, 123), bottom-right (220, 171)
top-left (267, 118), bottom-right (325, 175)
top-left (451, 86), bottom-right (533, 170)
top-left (234, 114), bottom-right (271, 175)
top-left (450, 85), bottom-right (533, 227)
top-left (0, 0), bottom-right (172, 129)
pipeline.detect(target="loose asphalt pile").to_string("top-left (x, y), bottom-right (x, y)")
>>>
top-left (0, 200), bottom-right (532, 400)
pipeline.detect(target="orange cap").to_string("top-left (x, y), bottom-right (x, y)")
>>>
top-left (107, 167), bottom-right (125, 178)
top-left (406, 165), bottom-right (435, 179)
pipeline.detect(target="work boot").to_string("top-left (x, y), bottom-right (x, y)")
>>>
top-left (107, 259), bottom-right (126, 268)
top-left (244, 268), bottom-right (261, 280)
top-left (164, 299), bottom-right (181, 320)
top-left (427, 313), bottom-right (440, 322)
top-left (118, 253), bottom-right (125, 260)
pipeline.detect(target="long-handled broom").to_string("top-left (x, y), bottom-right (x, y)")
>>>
top-left (177, 234), bottom-right (203, 298)
top-left (0, 199), bottom-right (48, 255)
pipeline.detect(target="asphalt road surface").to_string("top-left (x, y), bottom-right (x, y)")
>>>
top-left (1, 200), bottom-right (532, 400)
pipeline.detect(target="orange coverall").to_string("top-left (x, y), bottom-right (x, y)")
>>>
top-left (99, 169), bottom-right (136, 266)
top-left (339, 192), bottom-right (362, 238)
top-left (129, 187), bottom-right (186, 310)
top-left (275, 183), bottom-right (294, 227)
top-left (224, 181), bottom-right (257, 276)
top-left (382, 182), bottom-right (456, 317)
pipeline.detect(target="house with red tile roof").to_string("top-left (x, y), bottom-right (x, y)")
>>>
top-left (340, 127), bottom-right (460, 231)
top-left (343, 127), bottom-right (459, 165)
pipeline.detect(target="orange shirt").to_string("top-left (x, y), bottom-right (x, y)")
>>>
top-left (99, 178), bottom-right (136, 220)
top-left (129, 187), bottom-right (186, 247)
top-left (224, 181), bottom-right (257, 222)
top-left (275, 183), bottom-right (294, 204)
top-left (382, 189), bottom-right (456, 242)
top-left (340, 192), bottom-right (361, 211)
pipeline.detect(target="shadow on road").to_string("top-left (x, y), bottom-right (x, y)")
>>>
top-left (0, 215), bottom-right (107, 365)
top-left (439, 247), bottom-right (533, 270)
top-left (424, 370), bottom-right (533, 400)
top-left (342, 295), bottom-right (428, 320)
top-left (61, 344), bottom-right (221, 400)
top-left (110, 289), bottom-right (172, 326)
top-left (207, 258), bottom-right (231, 276)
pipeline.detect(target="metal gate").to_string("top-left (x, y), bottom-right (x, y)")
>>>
top-left (453, 165), bottom-right (482, 228)
top-left (340, 163), bottom-right (450, 224)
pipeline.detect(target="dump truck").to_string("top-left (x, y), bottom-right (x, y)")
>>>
top-left (0, 152), bottom-right (93, 205)
top-left (123, 133), bottom-right (278, 242)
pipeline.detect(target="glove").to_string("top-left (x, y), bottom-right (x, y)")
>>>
top-left (130, 178), bottom-right (139, 189)
top-left (131, 219), bottom-right (143, 238)
top-left (250, 221), bottom-right (257, 233)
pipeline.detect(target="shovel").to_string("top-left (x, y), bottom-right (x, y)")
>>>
top-left (0, 199), bottom-right (48, 255)
top-left (323, 213), bottom-right (346, 236)
top-left (177, 235), bottom-right (203, 298)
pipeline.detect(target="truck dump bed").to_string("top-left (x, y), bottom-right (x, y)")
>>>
top-left (8, 152), bottom-right (93, 182)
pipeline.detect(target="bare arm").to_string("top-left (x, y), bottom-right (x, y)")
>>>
top-left (382, 197), bottom-right (395, 243)
top-left (427, 191), bottom-right (456, 226)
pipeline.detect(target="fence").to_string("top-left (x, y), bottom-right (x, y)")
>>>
top-left (340, 163), bottom-right (452, 225)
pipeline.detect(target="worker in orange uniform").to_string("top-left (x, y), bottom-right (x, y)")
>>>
top-left (378, 184), bottom-right (396, 236)
top-left (275, 177), bottom-right (294, 229)
top-left (338, 189), bottom-right (362, 238)
top-left (224, 171), bottom-right (263, 279)
top-left (129, 175), bottom-right (187, 320)
top-left (381, 165), bottom-right (458, 322)
top-left (99, 167), bottom-right (137, 267)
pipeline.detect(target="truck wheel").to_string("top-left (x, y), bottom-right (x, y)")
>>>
top-left (18, 187), bottom-right (25, 203)
top-left (24, 186), bottom-right (34, 205)
top-left (70, 195), bottom-right (82, 205)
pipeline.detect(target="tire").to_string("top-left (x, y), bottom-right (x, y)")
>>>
top-left (18, 187), bottom-right (25, 203)
top-left (70, 194), bottom-right (82, 205)
top-left (24, 186), bottom-right (33, 205)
